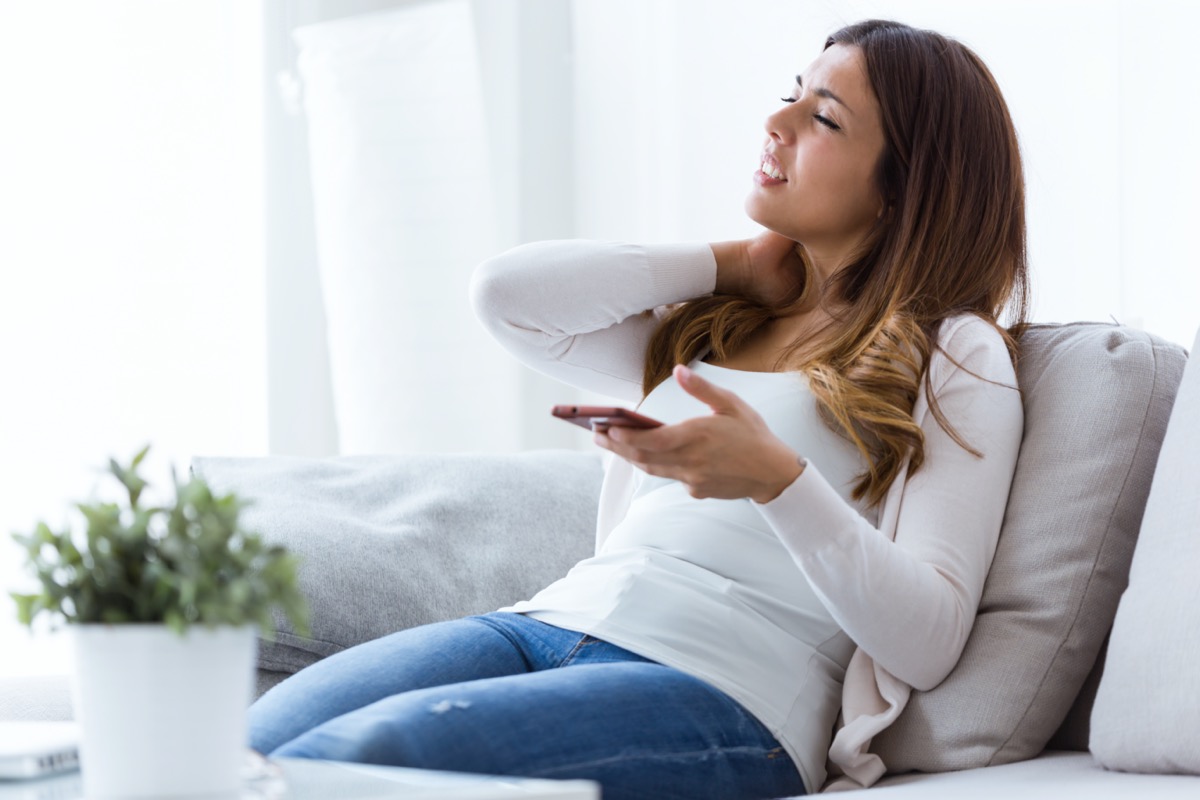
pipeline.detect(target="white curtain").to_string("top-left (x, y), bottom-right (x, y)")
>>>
top-left (291, 0), bottom-right (522, 455)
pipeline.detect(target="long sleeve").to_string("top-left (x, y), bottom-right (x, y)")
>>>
top-left (468, 239), bottom-right (719, 403)
top-left (752, 316), bottom-right (1024, 692)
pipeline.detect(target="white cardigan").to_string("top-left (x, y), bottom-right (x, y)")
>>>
top-left (469, 239), bottom-right (1024, 792)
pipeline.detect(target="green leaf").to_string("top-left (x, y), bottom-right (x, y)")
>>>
top-left (131, 443), bottom-right (151, 469)
top-left (101, 608), bottom-right (129, 624)
top-left (34, 522), bottom-right (56, 546)
top-left (165, 608), bottom-right (186, 635)
top-left (11, 594), bottom-right (37, 627)
top-left (10, 446), bottom-right (309, 636)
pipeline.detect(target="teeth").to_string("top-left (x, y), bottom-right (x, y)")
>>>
top-left (761, 160), bottom-right (785, 180)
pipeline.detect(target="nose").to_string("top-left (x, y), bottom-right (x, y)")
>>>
top-left (764, 104), bottom-right (795, 146)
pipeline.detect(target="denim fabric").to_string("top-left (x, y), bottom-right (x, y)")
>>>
top-left (248, 611), bottom-right (808, 800)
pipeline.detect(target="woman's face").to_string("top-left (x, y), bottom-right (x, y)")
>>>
top-left (745, 44), bottom-right (887, 271)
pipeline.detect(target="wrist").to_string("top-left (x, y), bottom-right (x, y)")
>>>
top-left (752, 453), bottom-right (807, 504)
top-left (709, 240), bottom-right (751, 295)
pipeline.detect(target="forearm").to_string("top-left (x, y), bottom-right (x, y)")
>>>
top-left (750, 450), bottom-right (807, 504)
top-left (759, 467), bottom-right (981, 690)
top-left (751, 316), bottom-right (1023, 688)
top-left (469, 239), bottom-right (718, 399)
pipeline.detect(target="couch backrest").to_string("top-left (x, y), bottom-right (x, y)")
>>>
top-left (192, 322), bottom-right (1190, 762)
top-left (872, 322), bottom-right (1188, 770)
top-left (191, 449), bottom-right (606, 699)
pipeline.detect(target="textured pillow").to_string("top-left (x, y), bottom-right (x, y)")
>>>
top-left (870, 323), bottom-right (1187, 772)
top-left (1090, 325), bottom-right (1200, 774)
top-left (190, 450), bottom-right (603, 684)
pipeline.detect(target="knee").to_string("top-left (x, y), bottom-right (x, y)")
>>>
top-left (247, 699), bottom-right (305, 758)
top-left (268, 693), bottom-right (487, 770)
top-left (270, 715), bottom-right (406, 764)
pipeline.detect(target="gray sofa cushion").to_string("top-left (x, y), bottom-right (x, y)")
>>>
top-left (190, 450), bottom-right (603, 685)
top-left (871, 323), bottom-right (1187, 771)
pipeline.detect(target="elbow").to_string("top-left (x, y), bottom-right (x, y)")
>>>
top-left (900, 639), bottom-right (965, 692)
top-left (899, 575), bottom-right (977, 692)
top-left (468, 241), bottom-right (551, 331)
top-left (467, 259), bottom-right (492, 324)
top-left (467, 255), bottom-right (512, 333)
top-left (907, 651), bottom-right (961, 692)
top-left (909, 601), bottom-right (976, 692)
top-left (468, 253), bottom-right (497, 309)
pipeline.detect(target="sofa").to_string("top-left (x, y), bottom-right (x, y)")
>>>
top-left (2, 321), bottom-right (1198, 799)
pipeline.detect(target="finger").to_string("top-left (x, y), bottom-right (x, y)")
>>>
top-left (638, 460), bottom-right (685, 480)
top-left (602, 430), bottom-right (700, 469)
top-left (606, 421), bottom-right (690, 453)
top-left (674, 364), bottom-right (742, 413)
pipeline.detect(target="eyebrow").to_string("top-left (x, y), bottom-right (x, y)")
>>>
top-left (796, 75), bottom-right (855, 116)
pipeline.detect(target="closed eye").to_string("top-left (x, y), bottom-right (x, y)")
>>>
top-left (814, 114), bottom-right (841, 131)
top-left (779, 97), bottom-right (842, 131)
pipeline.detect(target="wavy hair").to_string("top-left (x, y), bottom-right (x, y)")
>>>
top-left (642, 19), bottom-right (1030, 507)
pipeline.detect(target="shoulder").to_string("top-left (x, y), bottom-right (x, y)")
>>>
top-left (934, 312), bottom-right (1007, 351)
top-left (928, 313), bottom-right (1018, 392)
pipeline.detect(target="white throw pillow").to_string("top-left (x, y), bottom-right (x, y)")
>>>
top-left (1090, 324), bottom-right (1200, 775)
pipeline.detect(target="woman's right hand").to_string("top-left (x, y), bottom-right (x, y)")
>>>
top-left (711, 229), bottom-right (807, 310)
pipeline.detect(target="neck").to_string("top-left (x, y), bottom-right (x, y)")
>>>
top-left (780, 271), bottom-right (846, 320)
top-left (783, 242), bottom-right (857, 319)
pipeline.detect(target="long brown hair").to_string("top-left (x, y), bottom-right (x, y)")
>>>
top-left (643, 20), bottom-right (1029, 507)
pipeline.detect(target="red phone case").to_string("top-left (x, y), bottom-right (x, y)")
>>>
top-left (551, 405), bottom-right (664, 431)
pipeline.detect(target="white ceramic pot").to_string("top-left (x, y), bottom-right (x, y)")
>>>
top-left (69, 624), bottom-right (256, 799)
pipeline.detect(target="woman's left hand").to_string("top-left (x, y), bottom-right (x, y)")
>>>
top-left (594, 364), bottom-right (805, 504)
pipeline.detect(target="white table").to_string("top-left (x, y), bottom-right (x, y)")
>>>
top-left (0, 752), bottom-right (600, 799)
top-left (267, 757), bottom-right (599, 799)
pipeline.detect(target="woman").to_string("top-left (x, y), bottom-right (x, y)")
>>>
top-left (248, 19), bottom-right (1027, 800)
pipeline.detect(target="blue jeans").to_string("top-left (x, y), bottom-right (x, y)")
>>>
top-left (248, 611), bottom-right (808, 800)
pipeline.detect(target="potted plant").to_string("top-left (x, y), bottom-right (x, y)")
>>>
top-left (10, 444), bottom-right (310, 799)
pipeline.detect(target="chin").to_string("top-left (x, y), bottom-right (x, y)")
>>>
top-left (743, 193), bottom-right (771, 226)
top-left (743, 196), bottom-right (798, 240)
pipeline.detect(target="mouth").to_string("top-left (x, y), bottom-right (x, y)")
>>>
top-left (759, 154), bottom-right (786, 181)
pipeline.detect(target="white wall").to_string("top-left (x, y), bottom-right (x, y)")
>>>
top-left (0, 1), bottom-right (265, 676)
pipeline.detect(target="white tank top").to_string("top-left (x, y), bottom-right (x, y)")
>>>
top-left (499, 357), bottom-right (879, 793)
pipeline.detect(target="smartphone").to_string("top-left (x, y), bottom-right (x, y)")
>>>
top-left (551, 405), bottom-right (664, 432)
